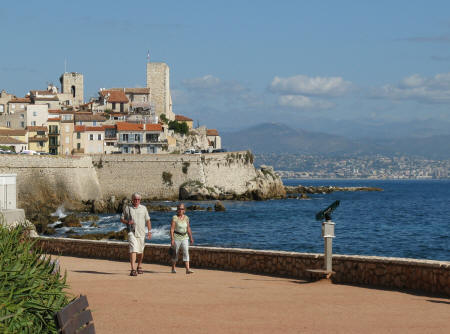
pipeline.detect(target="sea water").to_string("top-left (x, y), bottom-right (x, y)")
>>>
top-left (51, 179), bottom-right (450, 261)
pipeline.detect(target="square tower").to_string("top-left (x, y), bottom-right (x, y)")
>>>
top-left (146, 63), bottom-right (174, 120)
top-left (59, 72), bottom-right (84, 107)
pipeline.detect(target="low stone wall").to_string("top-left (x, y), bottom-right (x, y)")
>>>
top-left (36, 237), bottom-right (450, 296)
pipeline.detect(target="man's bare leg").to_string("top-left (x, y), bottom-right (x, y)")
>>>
top-left (130, 252), bottom-right (136, 270)
top-left (136, 253), bottom-right (143, 270)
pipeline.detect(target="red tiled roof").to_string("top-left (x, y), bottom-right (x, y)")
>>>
top-left (85, 126), bottom-right (105, 132)
top-left (109, 88), bottom-right (150, 94)
top-left (48, 109), bottom-right (61, 114)
top-left (145, 124), bottom-right (162, 131)
top-left (0, 129), bottom-right (27, 136)
top-left (175, 115), bottom-right (193, 122)
top-left (48, 117), bottom-right (60, 121)
top-left (26, 126), bottom-right (47, 132)
top-left (103, 125), bottom-right (116, 129)
top-left (74, 126), bottom-right (86, 132)
top-left (100, 90), bottom-right (129, 103)
top-left (75, 114), bottom-right (106, 122)
top-left (207, 129), bottom-right (219, 136)
top-left (116, 122), bottom-right (162, 132)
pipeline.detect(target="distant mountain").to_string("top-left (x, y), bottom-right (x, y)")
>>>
top-left (221, 122), bottom-right (450, 159)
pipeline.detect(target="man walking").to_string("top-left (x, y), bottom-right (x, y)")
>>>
top-left (120, 193), bottom-right (151, 276)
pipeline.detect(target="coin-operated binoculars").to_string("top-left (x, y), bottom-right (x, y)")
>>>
top-left (307, 200), bottom-right (340, 278)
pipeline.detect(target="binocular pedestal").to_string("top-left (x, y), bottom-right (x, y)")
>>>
top-left (306, 220), bottom-right (336, 279)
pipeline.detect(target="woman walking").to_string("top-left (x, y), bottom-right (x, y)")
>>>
top-left (170, 203), bottom-right (194, 274)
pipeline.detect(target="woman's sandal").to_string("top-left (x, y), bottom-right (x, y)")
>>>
top-left (137, 267), bottom-right (144, 274)
top-left (130, 269), bottom-right (137, 276)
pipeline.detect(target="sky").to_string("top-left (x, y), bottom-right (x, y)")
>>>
top-left (1, 0), bottom-right (450, 136)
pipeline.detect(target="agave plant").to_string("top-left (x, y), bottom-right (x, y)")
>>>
top-left (0, 224), bottom-right (71, 333)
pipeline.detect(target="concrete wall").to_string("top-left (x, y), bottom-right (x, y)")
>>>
top-left (36, 237), bottom-right (450, 296)
top-left (91, 152), bottom-right (257, 199)
top-left (0, 155), bottom-right (101, 201)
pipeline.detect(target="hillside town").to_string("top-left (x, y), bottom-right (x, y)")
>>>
top-left (0, 60), bottom-right (221, 155)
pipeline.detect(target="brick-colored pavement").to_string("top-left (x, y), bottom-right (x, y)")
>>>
top-left (59, 256), bottom-right (449, 334)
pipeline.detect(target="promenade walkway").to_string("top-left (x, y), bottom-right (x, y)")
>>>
top-left (59, 256), bottom-right (449, 334)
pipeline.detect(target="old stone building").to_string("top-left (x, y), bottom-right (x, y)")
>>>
top-left (146, 62), bottom-right (175, 121)
top-left (59, 72), bottom-right (84, 106)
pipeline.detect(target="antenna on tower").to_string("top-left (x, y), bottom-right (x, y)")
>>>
top-left (147, 50), bottom-right (150, 63)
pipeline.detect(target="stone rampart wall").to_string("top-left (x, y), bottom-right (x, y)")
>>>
top-left (91, 152), bottom-right (257, 199)
top-left (36, 237), bottom-right (450, 296)
top-left (0, 155), bottom-right (101, 201)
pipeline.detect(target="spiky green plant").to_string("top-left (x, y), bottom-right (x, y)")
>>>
top-left (0, 225), bottom-right (71, 333)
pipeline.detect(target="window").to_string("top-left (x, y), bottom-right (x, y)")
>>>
top-left (90, 134), bottom-right (94, 141)
top-left (33, 112), bottom-right (37, 116)
top-left (77, 143), bottom-right (81, 150)
top-left (0, 105), bottom-right (3, 113)
top-left (39, 142), bottom-right (44, 147)
top-left (112, 103), bottom-right (116, 110)
top-left (124, 146), bottom-right (129, 153)
top-left (20, 114), bottom-right (24, 118)
top-left (31, 121), bottom-right (36, 126)
top-left (62, 114), bottom-right (72, 121)
top-left (98, 134), bottom-right (102, 140)
top-left (122, 134), bottom-right (129, 142)
top-left (93, 121), bottom-right (97, 126)
top-left (135, 134), bottom-right (141, 142)
top-left (20, 121), bottom-right (25, 128)
top-left (77, 132), bottom-right (81, 139)
top-left (6, 121), bottom-right (10, 127)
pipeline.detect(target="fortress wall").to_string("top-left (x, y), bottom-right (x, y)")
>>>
top-left (91, 152), bottom-right (257, 199)
top-left (36, 237), bottom-right (450, 296)
top-left (0, 155), bottom-right (101, 201)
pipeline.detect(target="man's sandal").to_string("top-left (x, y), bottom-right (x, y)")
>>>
top-left (137, 267), bottom-right (144, 274)
top-left (130, 269), bottom-right (137, 276)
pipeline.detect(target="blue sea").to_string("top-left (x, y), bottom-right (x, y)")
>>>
top-left (51, 179), bottom-right (450, 261)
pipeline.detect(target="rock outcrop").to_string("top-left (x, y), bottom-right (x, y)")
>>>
top-left (179, 165), bottom-right (286, 201)
top-left (285, 185), bottom-right (383, 194)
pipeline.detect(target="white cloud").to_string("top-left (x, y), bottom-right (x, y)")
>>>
top-left (182, 74), bottom-right (246, 94)
top-left (278, 95), bottom-right (334, 109)
top-left (182, 75), bottom-right (221, 89)
top-left (372, 72), bottom-right (450, 103)
top-left (270, 75), bottom-right (352, 97)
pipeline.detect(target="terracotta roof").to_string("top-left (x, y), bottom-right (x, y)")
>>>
top-left (9, 98), bottom-right (31, 103)
top-left (0, 136), bottom-right (27, 144)
top-left (145, 124), bottom-right (162, 131)
top-left (48, 109), bottom-right (61, 114)
top-left (207, 129), bottom-right (219, 136)
top-left (48, 117), bottom-right (60, 121)
top-left (26, 126), bottom-right (48, 132)
top-left (0, 129), bottom-right (27, 136)
top-left (34, 96), bottom-right (59, 101)
top-left (100, 90), bottom-right (129, 103)
top-left (75, 125), bottom-right (86, 132)
top-left (109, 88), bottom-right (150, 94)
top-left (103, 125), bottom-right (116, 129)
top-left (85, 126), bottom-right (105, 132)
top-left (28, 137), bottom-right (48, 142)
top-left (175, 115), bottom-right (193, 122)
top-left (116, 122), bottom-right (162, 132)
top-left (75, 114), bottom-right (106, 122)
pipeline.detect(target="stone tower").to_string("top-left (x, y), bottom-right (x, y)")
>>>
top-left (59, 72), bottom-right (84, 107)
top-left (146, 62), bottom-right (174, 120)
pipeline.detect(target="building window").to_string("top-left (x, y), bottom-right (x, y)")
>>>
top-left (6, 121), bottom-right (10, 127)
top-left (124, 146), bottom-right (129, 153)
top-left (31, 121), bottom-right (36, 126)
top-left (90, 134), bottom-right (94, 141)
top-left (20, 114), bottom-right (24, 118)
top-left (93, 121), bottom-right (97, 126)
top-left (135, 134), bottom-right (140, 142)
top-left (98, 134), bottom-right (102, 140)
top-left (77, 132), bottom-right (81, 139)
top-left (33, 112), bottom-right (37, 116)
top-left (112, 103), bottom-right (116, 110)
top-left (20, 122), bottom-right (25, 128)
top-left (122, 134), bottom-right (129, 142)
top-left (77, 143), bottom-right (81, 150)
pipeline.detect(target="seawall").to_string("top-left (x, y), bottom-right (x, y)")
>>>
top-left (91, 152), bottom-right (259, 199)
top-left (0, 155), bottom-right (101, 202)
top-left (36, 237), bottom-right (450, 296)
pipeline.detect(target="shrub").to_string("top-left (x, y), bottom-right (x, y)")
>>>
top-left (168, 120), bottom-right (189, 135)
top-left (0, 225), bottom-right (71, 333)
top-left (160, 113), bottom-right (168, 124)
top-left (162, 171), bottom-right (173, 186)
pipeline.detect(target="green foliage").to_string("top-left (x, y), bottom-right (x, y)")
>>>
top-left (0, 145), bottom-right (14, 152)
top-left (182, 162), bottom-right (190, 174)
top-left (162, 171), bottom-right (173, 186)
top-left (0, 225), bottom-right (71, 333)
top-left (168, 120), bottom-right (189, 135)
top-left (160, 113), bottom-right (168, 124)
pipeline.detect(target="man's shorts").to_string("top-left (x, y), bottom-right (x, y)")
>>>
top-left (128, 233), bottom-right (145, 253)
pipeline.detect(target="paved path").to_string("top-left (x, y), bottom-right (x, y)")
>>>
top-left (59, 256), bottom-right (449, 334)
